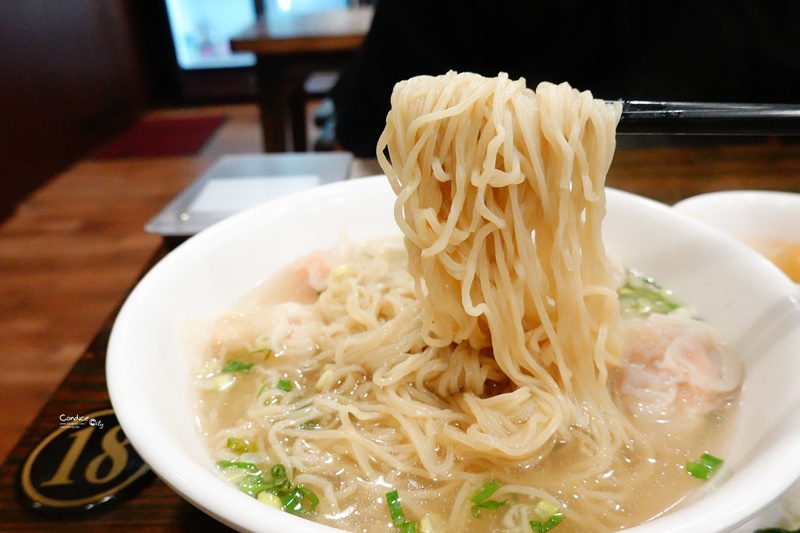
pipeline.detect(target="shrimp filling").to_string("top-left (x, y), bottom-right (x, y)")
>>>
top-left (615, 313), bottom-right (743, 419)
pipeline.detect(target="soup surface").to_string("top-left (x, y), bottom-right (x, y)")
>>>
top-left (190, 236), bottom-right (741, 533)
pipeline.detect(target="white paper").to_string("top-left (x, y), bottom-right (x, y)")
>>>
top-left (189, 175), bottom-right (321, 213)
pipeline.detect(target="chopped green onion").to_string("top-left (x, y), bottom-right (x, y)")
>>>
top-left (281, 485), bottom-right (319, 516)
top-left (277, 378), bottom-right (293, 392)
top-left (257, 490), bottom-right (283, 508)
top-left (470, 480), bottom-right (506, 517)
top-left (471, 499), bottom-right (507, 517)
top-left (300, 419), bottom-right (322, 430)
top-left (533, 500), bottom-right (561, 520)
top-left (530, 513), bottom-right (564, 532)
top-left (252, 347), bottom-right (273, 358)
top-left (530, 500), bottom-right (564, 532)
top-left (213, 374), bottom-right (236, 391)
top-left (386, 489), bottom-right (421, 530)
top-left (226, 437), bottom-right (252, 453)
top-left (216, 460), bottom-right (259, 472)
top-left (686, 453), bottom-right (724, 480)
top-left (228, 462), bottom-right (317, 517)
top-left (222, 360), bottom-right (254, 373)
top-left (618, 270), bottom-right (683, 317)
top-left (419, 515), bottom-right (436, 533)
top-left (239, 473), bottom-right (270, 497)
top-left (253, 333), bottom-right (273, 355)
top-left (315, 369), bottom-right (334, 391)
top-left (400, 521), bottom-right (418, 533)
top-left (470, 480), bottom-right (502, 503)
top-left (386, 489), bottom-right (407, 527)
top-left (270, 464), bottom-right (291, 490)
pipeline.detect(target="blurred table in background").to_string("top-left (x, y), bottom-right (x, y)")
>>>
top-left (231, 6), bottom-right (373, 153)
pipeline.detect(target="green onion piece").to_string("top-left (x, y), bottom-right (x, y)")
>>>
top-left (534, 500), bottom-right (560, 519)
top-left (315, 369), bottom-right (334, 391)
top-left (277, 378), bottom-right (293, 392)
top-left (470, 480), bottom-right (502, 503)
top-left (250, 338), bottom-right (273, 358)
top-left (216, 460), bottom-right (259, 472)
top-left (226, 437), bottom-right (252, 453)
top-left (530, 513), bottom-right (564, 532)
top-left (686, 453), bottom-right (724, 480)
top-left (270, 464), bottom-right (291, 490)
top-left (281, 485), bottom-right (319, 516)
top-left (257, 490), bottom-right (283, 508)
top-left (419, 515), bottom-right (435, 533)
top-left (400, 521), bottom-right (418, 533)
top-left (386, 489), bottom-right (407, 527)
top-left (617, 270), bottom-right (683, 317)
top-left (222, 360), bottom-right (254, 373)
top-left (239, 474), bottom-right (270, 497)
top-left (471, 499), bottom-right (507, 517)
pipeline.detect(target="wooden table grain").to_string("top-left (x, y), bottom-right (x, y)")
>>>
top-left (0, 246), bottom-right (233, 531)
top-left (1, 138), bottom-right (799, 531)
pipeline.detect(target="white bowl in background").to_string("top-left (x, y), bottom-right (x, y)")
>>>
top-left (674, 190), bottom-right (800, 284)
top-left (107, 177), bottom-right (800, 533)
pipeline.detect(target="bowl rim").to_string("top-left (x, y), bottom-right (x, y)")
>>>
top-left (674, 189), bottom-right (800, 211)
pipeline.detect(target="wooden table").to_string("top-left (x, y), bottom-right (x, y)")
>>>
top-left (1, 139), bottom-right (800, 530)
top-left (231, 7), bottom-right (374, 153)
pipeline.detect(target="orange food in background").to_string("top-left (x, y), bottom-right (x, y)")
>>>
top-left (771, 243), bottom-right (800, 283)
top-left (747, 238), bottom-right (800, 283)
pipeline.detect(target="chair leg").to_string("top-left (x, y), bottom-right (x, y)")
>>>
top-left (293, 71), bottom-right (341, 152)
top-left (289, 87), bottom-right (309, 152)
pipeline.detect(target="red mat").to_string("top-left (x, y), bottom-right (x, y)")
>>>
top-left (94, 115), bottom-right (227, 159)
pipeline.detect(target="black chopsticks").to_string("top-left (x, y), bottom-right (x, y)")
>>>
top-left (614, 101), bottom-right (800, 135)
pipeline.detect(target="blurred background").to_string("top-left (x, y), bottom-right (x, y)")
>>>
top-left (2, 0), bottom-right (799, 222)
top-left (0, 0), bottom-right (373, 223)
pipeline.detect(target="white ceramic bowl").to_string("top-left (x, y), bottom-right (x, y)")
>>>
top-left (674, 190), bottom-right (800, 284)
top-left (107, 177), bottom-right (800, 533)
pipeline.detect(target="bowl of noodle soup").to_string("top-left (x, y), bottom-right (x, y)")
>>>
top-left (108, 73), bottom-right (800, 533)
top-left (108, 177), bottom-right (800, 533)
